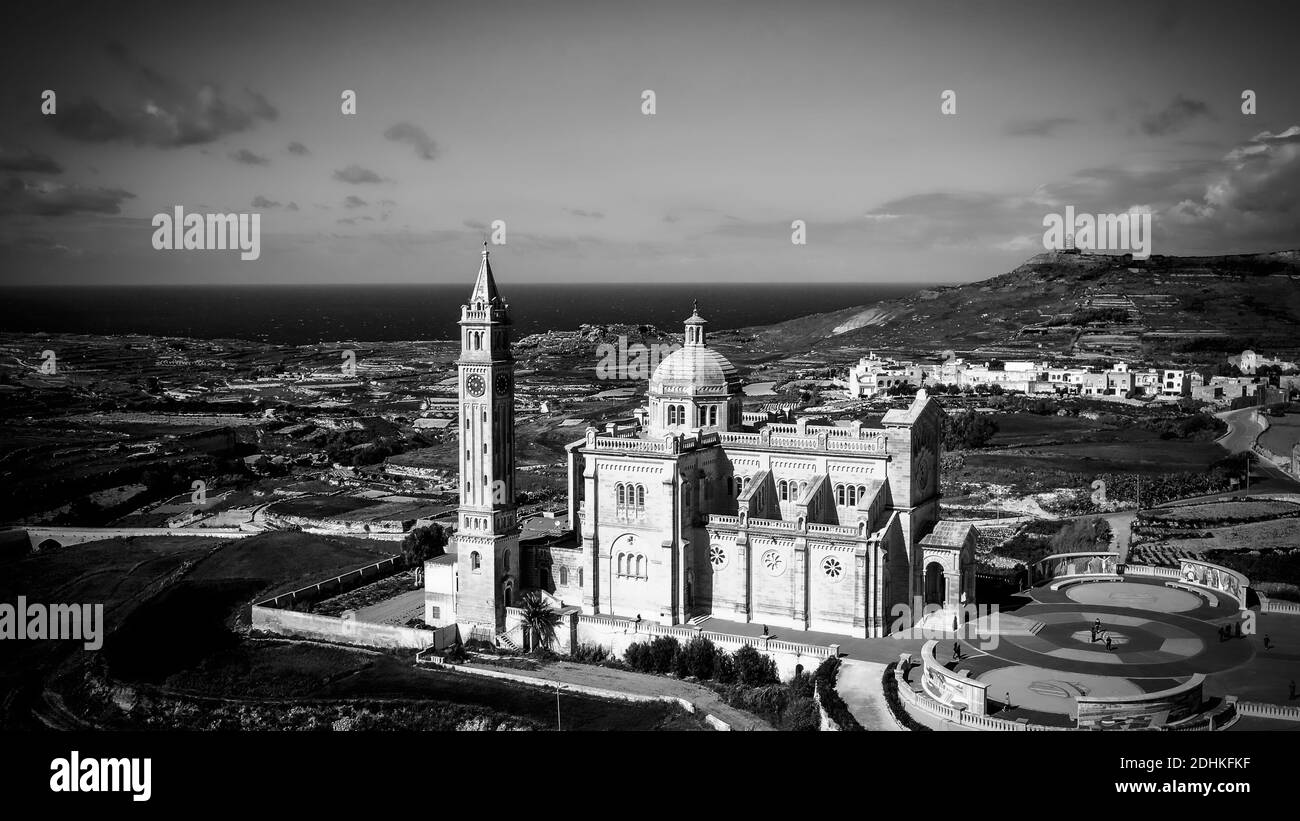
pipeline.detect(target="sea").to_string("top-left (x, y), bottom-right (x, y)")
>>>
top-left (0, 283), bottom-right (921, 345)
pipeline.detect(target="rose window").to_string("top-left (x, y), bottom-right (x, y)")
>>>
top-left (822, 556), bottom-right (843, 579)
top-left (761, 550), bottom-right (785, 576)
top-left (709, 545), bottom-right (727, 569)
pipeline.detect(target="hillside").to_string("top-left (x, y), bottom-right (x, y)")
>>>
top-left (726, 250), bottom-right (1300, 364)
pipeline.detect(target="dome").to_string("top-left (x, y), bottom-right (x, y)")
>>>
top-left (650, 345), bottom-right (741, 394)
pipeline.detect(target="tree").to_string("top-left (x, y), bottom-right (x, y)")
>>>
top-left (943, 410), bottom-right (999, 450)
top-left (518, 591), bottom-right (562, 651)
top-left (1050, 519), bottom-right (1108, 553)
top-left (401, 523), bottom-right (447, 567)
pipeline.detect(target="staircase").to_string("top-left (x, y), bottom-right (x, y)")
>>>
top-left (495, 630), bottom-right (521, 652)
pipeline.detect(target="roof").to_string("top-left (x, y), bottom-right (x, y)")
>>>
top-left (881, 389), bottom-right (937, 426)
top-left (919, 521), bottom-right (976, 548)
top-left (468, 243), bottom-right (503, 306)
top-left (650, 345), bottom-right (741, 391)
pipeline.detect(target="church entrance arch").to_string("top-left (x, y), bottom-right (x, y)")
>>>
top-left (924, 562), bottom-right (945, 606)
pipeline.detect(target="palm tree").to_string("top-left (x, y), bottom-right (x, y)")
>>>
top-left (519, 591), bottom-right (561, 651)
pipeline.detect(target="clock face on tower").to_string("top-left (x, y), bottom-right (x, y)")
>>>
top-left (495, 372), bottom-right (511, 393)
top-left (466, 373), bottom-right (486, 397)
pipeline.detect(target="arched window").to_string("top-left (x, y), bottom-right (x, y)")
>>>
top-left (471, 551), bottom-right (481, 572)
top-left (578, 568), bottom-right (584, 587)
top-left (636, 555), bottom-right (645, 578)
top-left (635, 484), bottom-right (646, 514)
top-left (836, 484), bottom-right (845, 505)
top-left (559, 566), bottom-right (569, 585)
top-left (858, 485), bottom-right (867, 504)
top-left (616, 483), bottom-right (626, 506)
top-left (847, 485), bottom-right (857, 506)
top-left (502, 550), bottom-right (510, 570)
top-left (708, 406), bottom-right (718, 426)
top-left (667, 405), bottom-right (678, 425)
top-left (778, 480), bottom-right (788, 501)
top-left (617, 553), bottom-right (625, 575)
top-left (799, 481), bottom-right (808, 496)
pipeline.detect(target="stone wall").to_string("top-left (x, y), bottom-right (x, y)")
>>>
top-left (251, 606), bottom-right (456, 651)
top-left (569, 613), bottom-right (833, 680)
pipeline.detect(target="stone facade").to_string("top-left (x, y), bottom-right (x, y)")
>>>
top-left (427, 248), bottom-right (975, 640)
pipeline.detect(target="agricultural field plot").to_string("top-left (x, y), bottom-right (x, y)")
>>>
top-left (1260, 413), bottom-right (1300, 456)
top-left (1142, 518), bottom-right (1300, 553)
top-left (1146, 499), bottom-right (1300, 525)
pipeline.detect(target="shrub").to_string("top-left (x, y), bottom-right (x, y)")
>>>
top-left (813, 656), bottom-right (864, 731)
top-left (623, 641), bottom-right (651, 673)
top-left (570, 643), bottom-right (611, 664)
top-left (881, 661), bottom-right (931, 731)
top-left (714, 651), bottom-right (736, 684)
top-left (674, 636), bottom-right (719, 680)
top-left (647, 636), bottom-right (680, 674)
top-left (734, 645), bottom-right (778, 686)
top-left (624, 636), bottom-right (681, 675)
top-left (780, 696), bottom-right (821, 732)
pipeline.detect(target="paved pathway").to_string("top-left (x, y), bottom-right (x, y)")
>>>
top-left (457, 659), bottom-right (775, 730)
top-left (354, 588), bottom-right (424, 625)
top-left (835, 659), bottom-right (899, 731)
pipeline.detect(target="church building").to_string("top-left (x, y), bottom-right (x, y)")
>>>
top-left (426, 247), bottom-right (976, 640)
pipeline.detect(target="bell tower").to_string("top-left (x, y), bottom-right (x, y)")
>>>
top-left (454, 243), bottom-right (519, 632)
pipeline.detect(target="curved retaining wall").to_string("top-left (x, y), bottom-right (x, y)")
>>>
top-left (917, 639), bottom-right (988, 716)
top-left (1028, 552), bottom-right (1120, 587)
top-left (1173, 558), bottom-right (1250, 610)
top-left (1076, 674), bottom-right (1205, 730)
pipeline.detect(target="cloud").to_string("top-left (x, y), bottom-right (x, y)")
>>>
top-left (344, 195), bottom-right (367, 208)
top-left (463, 219), bottom-right (488, 231)
top-left (0, 233), bottom-right (79, 256)
top-left (48, 44), bottom-right (278, 147)
top-left (333, 164), bottom-right (386, 184)
top-left (567, 208), bottom-right (605, 219)
top-left (287, 141), bottom-right (310, 156)
top-left (1168, 125), bottom-right (1300, 250)
top-left (0, 177), bottom-right (135, 216)
top-left (662, 214), bottom-right (680, 223)
top-left (286, 201), bottom-right (300, 211)
top-left (1140, 95), bottom-right (1211, 136)
top-left (1003, 117), bottom-right (1077, 138)
top-left (231, 149), bottom-right (270, 166)
top-left (0, 147), bottom-right (63, 174)
top-left (383, 122), bottom-right (439, 160)
top-left (252, 195), bottom-right (281, 208)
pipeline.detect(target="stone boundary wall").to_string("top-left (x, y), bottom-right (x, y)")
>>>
top-left (1236, 701), bottom-right (1300, 721)
top-left (1259, 595), bottom-right (1300, 615)
top-left (256, 556), bottom-right (404, 609)
top-left (251, 606), bottom-right (455, 651)
top-left (569, 614), bottom-right (834, 680)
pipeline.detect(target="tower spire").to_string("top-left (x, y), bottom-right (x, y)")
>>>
top-left (469, 241), bottom-right (502, 306)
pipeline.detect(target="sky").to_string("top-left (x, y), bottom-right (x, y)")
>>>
top-left (1, 0), bottom-right (1298, 286)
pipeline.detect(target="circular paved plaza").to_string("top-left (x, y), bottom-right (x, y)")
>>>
top-left (955, 578), bottom-right (1255, 720)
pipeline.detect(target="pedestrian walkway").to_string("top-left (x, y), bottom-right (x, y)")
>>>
top-left (835, 659), bottom-right (899, 730)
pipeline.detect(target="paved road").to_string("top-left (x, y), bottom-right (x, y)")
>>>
top-left (1217, 407), bottom-right (1265, 453)
top-left (835, 659), bottom-right (899, 731)
top-left (455, 659), bottom-right (775, 730)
